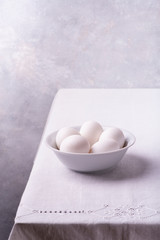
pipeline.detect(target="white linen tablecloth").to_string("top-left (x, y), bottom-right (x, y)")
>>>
top-left (9, 89), bottom-right (160, 239)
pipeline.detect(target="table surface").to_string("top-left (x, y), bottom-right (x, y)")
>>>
top-left (9, 89), bottom-right (160, 239)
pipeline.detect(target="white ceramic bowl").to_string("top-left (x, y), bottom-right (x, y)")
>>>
top-left (46, 126), bottom-right (136, 173)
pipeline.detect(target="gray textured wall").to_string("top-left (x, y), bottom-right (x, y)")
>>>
top-left (0, 0), bottom-right (160, 239)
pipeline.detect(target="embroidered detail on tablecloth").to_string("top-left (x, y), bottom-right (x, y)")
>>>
top-left (16, 203), bottom-right (160, 220)
top-left (87, 204), bottom-right (160, 220)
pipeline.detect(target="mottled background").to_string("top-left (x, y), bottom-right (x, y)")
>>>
top-left (0, 0), bottom-right (160, 239)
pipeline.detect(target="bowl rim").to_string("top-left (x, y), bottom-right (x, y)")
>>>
top-left (46, 126), bottom-right (136, 156)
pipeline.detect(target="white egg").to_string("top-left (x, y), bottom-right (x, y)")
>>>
top-left (90, 139), bottom-right (119, 153)
top-left (99, 127), bottom-right (125, 148)
top-left (60, 135), bottom-right (90, 153)
top-left (56, 127), bottom-right (79, 149)
top-left (80, 121), bottom-right (103, 146)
